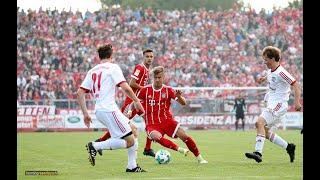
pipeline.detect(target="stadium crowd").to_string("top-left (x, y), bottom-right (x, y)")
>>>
top-left (17, 2), bottom-right (302, 106)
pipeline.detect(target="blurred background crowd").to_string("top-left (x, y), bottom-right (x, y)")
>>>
top-left (17, 1), bottom-right (302, 108)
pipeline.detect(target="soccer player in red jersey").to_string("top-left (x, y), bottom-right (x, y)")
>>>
top-left (95, 49), bottom-right (156, 157)
top-left (136, 66), bottom-right (208, 164)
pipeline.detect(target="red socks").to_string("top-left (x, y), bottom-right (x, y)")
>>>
top-left (144, 137), bottom-right (152, 150)
top-left (99, 131), bottom-right (111, 141)
top-left (184, 136), bottom-right (200, 157)
top-left (156, 137), bottom-right (179, 151)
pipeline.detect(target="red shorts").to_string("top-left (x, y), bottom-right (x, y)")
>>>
top-left (146, 120), bottom-right (180, 138)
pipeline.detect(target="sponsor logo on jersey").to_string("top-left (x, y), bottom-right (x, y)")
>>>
top-left (134, 69), bottom-right (140, 76)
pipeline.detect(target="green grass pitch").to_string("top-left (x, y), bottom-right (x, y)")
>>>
top-left (18, 130), bottom-right (302, 179)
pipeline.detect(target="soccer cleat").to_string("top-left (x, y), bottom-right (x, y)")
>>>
top-left (196, 154), bottom-right (208, 164)
top-left (143, 149), bottom-right (155, 157)
top-left (286, 143), bottom-right (296, 163)
top-left (86, 142), bottom-right (97, 166)
top-left (126, 166), bottom-right (147, 172)
top-left (94, 139), bottom-right (103, 156)
top-left (198, 159), bottom-right (208, 164)
top-left (178, 148), bottom-right (189, 156)
top-left (245, 151), bottom-right (262, 163)
top-left (97, 149), bottom-right (103, 156)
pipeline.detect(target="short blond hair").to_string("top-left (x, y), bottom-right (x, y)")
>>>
top-left (152, 66), bottom-right (164, 76)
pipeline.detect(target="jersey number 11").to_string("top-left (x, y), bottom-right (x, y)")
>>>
top-left (92, 72), bottom-right (102, 94)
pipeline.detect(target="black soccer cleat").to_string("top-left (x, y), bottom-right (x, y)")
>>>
top-left (143, 149), bottom-right (155, 157)
top-left (286, 143), bottom-right (296, 163)
top-left (97, 149), bottom-right (103, 156)
top-left (126, 166), bottom-right (147, 172)
top-left (245, 151), bottom-right (262, 163)
top-left (86, 142), bottom-right (97, 166)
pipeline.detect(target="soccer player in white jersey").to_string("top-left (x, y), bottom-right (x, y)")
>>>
top-left (245, 46), bottom-right (302, 163)
top-left (94, 49), bottom-right (155, 158)
top-left (77, 44), bottom-right (146, 172)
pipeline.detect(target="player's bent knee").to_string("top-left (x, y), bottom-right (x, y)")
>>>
top-left (126, 139), bottom-right (135, 148)
top-left (255, 121), bottom-right (259, 128)
top-left (176, 128), bottom-right (187, 139)
top-left (150, 131), bottom-right (162, 142)
top-left (133, 130), bottom-right (139, 138)
top-left (177, 131), bottom-right (188, 141)
top-left (129, 123), bottom-right (138, 138)
top-left (132, 127), bottom-right (139, 137)
top-left (255, 119), bottom-right (265, 128)
top-left (124, 135), bottom-right (135, 148)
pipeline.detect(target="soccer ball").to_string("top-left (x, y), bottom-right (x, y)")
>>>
top-left (155, 149), bottom-right (171, 164)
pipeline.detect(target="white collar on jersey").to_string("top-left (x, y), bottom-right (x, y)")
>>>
top-left (141, 63), bottom-right (149, 70)
top-left (271, 64), bottom-right (281, 72)
top-left (152, 84), bottom-right (163, 92)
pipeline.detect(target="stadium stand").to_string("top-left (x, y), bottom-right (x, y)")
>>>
top-left (17, 3), bottom-right (302, 110)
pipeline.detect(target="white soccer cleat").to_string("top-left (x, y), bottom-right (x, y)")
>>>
top-left (196, 154), bottom-right (208, 164)
top-left (178, 147), bottom-right (189, 156)
top-left (198, 159), bottom-right (208, 164)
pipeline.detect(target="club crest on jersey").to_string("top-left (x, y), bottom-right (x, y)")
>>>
top-left (134, 69), bottom-right (140, 76)
top-left (161, 93), bottom-right (166, 98)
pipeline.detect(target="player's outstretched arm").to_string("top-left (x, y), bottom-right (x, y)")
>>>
top-left (175, 90), bottom-right (187, 106)
top-left (76, 88), bottom-right (91, 128)
top-left (291, 81), bottom-right (302, 111)
top-left (120, 82), bottom-right (145, 115)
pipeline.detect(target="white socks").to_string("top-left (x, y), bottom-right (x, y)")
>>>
top-left (92, 138), bottom-right (138, 170)
top-left (92, 138), bottom-right (126, 150)
top-left (127, 140), bottom-right (138, 170)
top-left (134, 138), bottom-right (138, 160)
top-left (268, 132), bottom-right (288, 149)
top-left (254, 132), bottom-right (289, 154)
top-left (255, 134), bottom-right (265, 153)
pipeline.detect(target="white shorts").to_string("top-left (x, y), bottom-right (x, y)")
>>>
top-left (260, 101), bottom-right (288, 128)
top-left (95, 109), bottom-right (131, 139)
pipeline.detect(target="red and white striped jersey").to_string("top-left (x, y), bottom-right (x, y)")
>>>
top-left (137, 84), bottom-right (178, 125)
top-left (130, 63), bottom-right (149, 94)
top-left (266, 65), bottom-right (296, 102)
